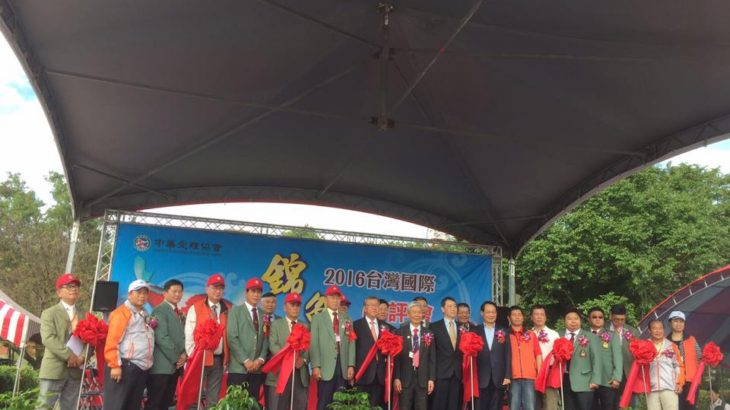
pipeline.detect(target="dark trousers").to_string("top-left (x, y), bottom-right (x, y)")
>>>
top-left (563, 374), bottom-right (593, 410)
top-left (276, 372), bottom-right (309, 410)
top-left (399, 369), bottom-right (428, 410)
top-left (228, 372), bottom-right (266, 403)
top-left (678, 387), bottom-right (695, 410)
top-left (592, 386), bottom-right (615, 410)
top-left (317, 356), bottom-right (346, 410)
top-left (358, 381), bottom-right (385, 408)
top-left (476, 381), bottom-right (504, 410)
top-left (103, 360), bottom-right (149, 410)
top-left (433, 376), bottom-right (462, 410)
top-left (146, 369), bottom-right (182, 410)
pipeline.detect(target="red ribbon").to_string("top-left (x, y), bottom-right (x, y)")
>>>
top-left (73, 313), bottom-right (109, 387)
top-left (176, 320), bottom-right (224, 410)
top-left (535, 338), bottom-right (573, 393)
top-left (687, 342), bottom-right (724, 405)
top-left (261, 324), bottom-right (311, 394)
top-left (352, 330), bottom-right (403, 403)
top-left (619, 339), bottom-right (656, 408)
top-left (459, 331), bottom-right (483, 402)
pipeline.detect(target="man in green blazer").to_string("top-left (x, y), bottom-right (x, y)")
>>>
top-left (38, 273), bottom-right (87, 410)
top-left (587, 307), bottom-right (622, 410)
top-left (146, 279), bottom-right (187, 410)
top-left (608, 304), bottom-right (640, 410)
top-left (559, 308), bottom-right (602, 410)
top-left (227, 277), bottom-right (269, 400)
top-left (265, 292), bottom-right (310, 410)
top-left (310, 285), bottom-right (356, 410)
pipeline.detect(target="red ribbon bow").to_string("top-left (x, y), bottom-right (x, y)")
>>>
top-left (459, 331), bottom-right (483, 402)
top-left (536, 338), bottom-right (574, 393)
top-left (176, 320), bottom-right (225, 409)
top-left (619, 340), bottom-right (657, 408)
top-left (354, 330), bottom-right (403, 403)
top-left (261, 324), bottom-right (311, 394)
top-left (73, 313), bottom-right (109, 386)
top-left (687, 342), bottom-right (724, 405)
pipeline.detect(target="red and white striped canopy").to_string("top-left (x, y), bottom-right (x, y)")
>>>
top-left (0, 299), bottom-right (30, 348)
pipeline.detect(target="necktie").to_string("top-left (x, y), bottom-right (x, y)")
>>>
top-left (212, 304), bottom-right (219, 321)
top-left (413, 327), bottom-right (420, 368)
top-left (448, 320), bottom-right (457, 349)
top-left (370, 320), bottom-right (377, 340)
top-left (252, 307), bottom-right (259, 331)
top-left (291, 319), bottom-right (297, 329)
top-left (413, 328), bottom-right (420, 352)
top-left (570, 332), bottom-right (576, 342)
top-left (333, 312), bottom-right (339, 335)
top-left (592, 329), bottom-right (598, 335)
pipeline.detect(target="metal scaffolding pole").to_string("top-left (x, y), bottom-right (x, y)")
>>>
top-left (508, 258), bottom-right (516, 306)
top-left (65, 219), bottom-right (81, 272)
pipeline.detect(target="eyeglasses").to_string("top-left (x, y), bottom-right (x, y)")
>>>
top-left (590, 315), bottom-right (604, 319)
top-left (61, 284), bottom-right (80, 290)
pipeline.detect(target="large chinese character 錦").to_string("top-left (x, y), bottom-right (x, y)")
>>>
top-left (261, 253), bottom-right (306, 295)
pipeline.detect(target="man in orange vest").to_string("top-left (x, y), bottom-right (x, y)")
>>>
top-left (508, 305), bottom-right (542, 410)
top-left (667, 311), bottom-right (701, 410)
top-left (184, 274), bottom-right (230, 409)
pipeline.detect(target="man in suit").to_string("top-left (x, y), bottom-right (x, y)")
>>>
top-left (37, 273), bottom-right (86, 410)
top-left (354, 296), bottom-right (387, 408)
top-left (394, 301), bottom-right (436, 410)
top-left (103, 280), bottom-right (156, 410)
top-left (228, 277), bottom-right (269, 400)
top-left (146, 279), bottom-right (187, 410)
top-left (310, 285), bottom-right (356, 410)
top-left (458, 303), bottom-right (477, 332)
top-left (378, 299), bottom-right (395, 331)
top-left (266, 292), bottom-right (310, 410)
top-left (587, 307), bottom-right (622, 410)
top-left (560, 308), bottom-right (601, 410)
top-left (431, 296), bottom-right (463, 410)
top-left (184, 274), bottom-right (231, 409)
top-left (608, 304), bottom-right (639, 410)
top-left (474, 301), bottom-right (512, 410)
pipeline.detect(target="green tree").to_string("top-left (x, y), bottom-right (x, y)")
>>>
top-left (517, 164), bottom-right (730, 325)
top-left (282, 225), bottom-right (321, 240)
top-left (0, 172), bottom-right (99, 316)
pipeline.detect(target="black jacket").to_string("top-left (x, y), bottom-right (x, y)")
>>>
top-left (394, 324), bottom-right (436, 389)
top-left (430, 319), bottom-right (463, 380)
top-left (354, 317), bottom-right (386, 385)
top-left (473, 324), bottom-right (512, 388)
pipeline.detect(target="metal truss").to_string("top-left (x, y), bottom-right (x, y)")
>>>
top-left (92, 209), bottom-right (504, 298)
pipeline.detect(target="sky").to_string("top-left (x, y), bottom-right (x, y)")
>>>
top-left (1, 33), bottom-right (729, 240)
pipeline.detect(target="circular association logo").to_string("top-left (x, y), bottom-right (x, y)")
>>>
top-left (134, 235), bottom-right (151, 252)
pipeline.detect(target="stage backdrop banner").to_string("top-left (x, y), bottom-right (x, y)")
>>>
top-left (109, 223), bottom-right (492, 325)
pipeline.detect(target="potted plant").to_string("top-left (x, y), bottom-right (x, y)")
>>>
top-left (211, 385), bottom-right (260, 410)
top-left (327, 387), bottom-right (382, 410)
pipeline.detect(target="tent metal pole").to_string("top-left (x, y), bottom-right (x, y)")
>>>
top-left (508, 258), bottom-right (516, 306)
top-left (65, 219), bottom-right (81, 273)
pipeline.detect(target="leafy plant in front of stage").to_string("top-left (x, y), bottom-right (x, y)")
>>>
top-left (0, 387), bottom-right (39, 410)
top-left (328, 387), bottom-right (382, 410)
top-left (211, 384), bottom-right (260, 410)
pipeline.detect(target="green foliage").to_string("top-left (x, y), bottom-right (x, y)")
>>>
top-left (0, 387), bottom-right (40, 410)
top-left (211, 384), bottom-right (261, 410)
top-left (328, 387), bottom-right (382, 410)
top-left (0, 365), bottom-right (38, 393)
top-left (0, 172), bottom-right (100, 316)
top-left (517, 164), bottom-right (730, 325)
top-left (577, 293), bottom-right (638, 325)
top-left (282, 225), bottom-right (321, 240)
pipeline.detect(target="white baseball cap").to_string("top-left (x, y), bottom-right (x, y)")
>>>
top-left (128, 279), bottom-right (150, 293)
top-left (667, 311), bottom-right (686, 321)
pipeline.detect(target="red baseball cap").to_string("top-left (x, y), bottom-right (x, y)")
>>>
top-left (325, 285), bottom-right (343, 297)
top-left (207, 274), bottom-right (225, 287)
top-left (56, 273), bottom-right (80, 290)
top-left (246, 278), bottom-right (263, 291)
top-left (340, 295), bottom-right (351, 306)
top-left (285, 293), bottom-right (302, 304)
